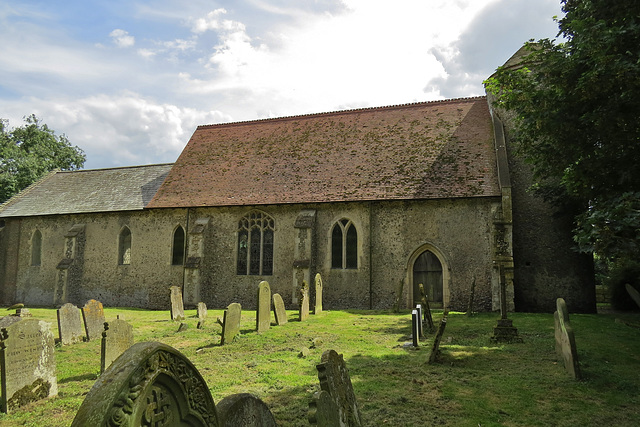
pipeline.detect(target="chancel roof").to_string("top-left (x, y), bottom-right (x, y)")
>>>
top-left (0, 164), bottom-right (172, 218)
top-left (148, 97), bottom-right (500, 208)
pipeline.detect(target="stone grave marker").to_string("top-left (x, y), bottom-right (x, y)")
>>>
top-left (419, 283), bottom-right (435, 333)
top-left (416, 304), bottom-right (424, 338)
top-left (170, 285), bottom-right (185, 321)
top-left (72, 341), bottom-right (218, 426)
top-left (257, 281), bottom-right (271, 334)
top-left (314, 273), bottom-right (323, 314)
top-left (273, 293), bottom-right (288, 325)
top-left (0, 318), bottom-right (58, 413)
top-left (197, 302), bottom-right (208, 329)
top-left (309, 390), bottom-right (342, 426)
top-left (625, 284), bottom-right (640, 309)
top-left (314, 349), bottom-right (362, 426)
top-left (82, 299), bottom-right (105, 341)
top-left (101, 319), bottom-right (134, 373)
top-left (299, 281), bottom-right (310, 322)
top-left (217, 393), bottom-right (277, 426)
top-left (554, 298), bottom-right (581, 379)
top-left (221, 303), bottom-right (242, 345)
top-left (412, 309), bottom-right (420, 347)
top-left (57, 302), bottom-right (84, 345)
top-left (427, 313), bottom-right (448, 364)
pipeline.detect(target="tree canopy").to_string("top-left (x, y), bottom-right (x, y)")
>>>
top-left (0, 115), bottom-right (85, 203)
top-left (485, 0), bottom-right (640, 263)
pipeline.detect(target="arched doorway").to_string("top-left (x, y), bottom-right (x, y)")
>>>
top-left (412, 250), bottom-right (443, 306)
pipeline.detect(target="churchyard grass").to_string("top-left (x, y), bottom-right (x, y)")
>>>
top-left (0, 308), bottom-right (638, 426)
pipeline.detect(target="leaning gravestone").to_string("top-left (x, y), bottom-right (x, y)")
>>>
top-left (221, 303), bottom-right (242, 345)
top-left (427, 312), bottom-right (448, 364)
top-left (72, 341), bottom-right (218, 426)
top-left (314, 273), bottom-right (323, 314)
top-left (82, 299), bottom-right (105, 341)
top-left (257, 281), bottom-right (271, 334)
top-left (101, 319), bottom-right (134, 373)
top-left (273, 293), bottom-right (288, 326)
top-left (419, 283), bottom-right (435, 333)
top-left (309, 390), bottom-right (342, 426)
top-left (170, 285), bottom-right (185, 321)
top-left (554, 298), bottom-right (581, 379)
top-left (197, 301), bottom-right (208, 329)
top-left (299, 281), bottom-right (310, 322)
top-left (57, 302), bottom-right (84, 345)
top-left (0, 318), bottom-right (58, 413)
top-left (314, 349), bottom-right (362, 426)
top-left (217, 393), bottom-right (277, 426)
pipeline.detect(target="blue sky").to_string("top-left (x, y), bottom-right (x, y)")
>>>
top-left (1, 0), bottom-right (562, 169)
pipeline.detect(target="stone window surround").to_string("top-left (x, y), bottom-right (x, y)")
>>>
top-left (118, 226), bottom-right (132, 266)
top-left (236, 210), bottom-right (275, 276)
top-left (31, 229), bottom-right (42, 267)
top-left (331, 218), bottom-right (358, 270)
top-left (171, 224), bottom-right (186, 266)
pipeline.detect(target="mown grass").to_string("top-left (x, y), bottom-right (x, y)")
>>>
top-left (0, 307), bottom-right (638, 426)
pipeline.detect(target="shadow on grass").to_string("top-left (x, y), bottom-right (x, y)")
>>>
top-left (58, 373), bottom-right (99, 384)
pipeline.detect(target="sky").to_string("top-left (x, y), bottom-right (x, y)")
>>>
top-left (0, 0), bottom-right (563, 169)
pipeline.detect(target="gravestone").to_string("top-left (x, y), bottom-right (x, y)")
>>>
top-left (273, 293), bottom-right (288, 325)
top-left (625, 284), bottom-right (640, 309)
top-left (170, 285), bottom-right (185, 321)
top-left (299, 281), bottom-right (310, 322)
top-left (72, 342), bottom-right (218, 426)
top-left (82, 299), bottom-right (105, 341)
top-left (101, 319), bottom-right (134, 373)
top-left (217, 393), bottom-right (277, 426)
top-left (411, 310), bottom-right (420, 347)
top-left (427, 313), bottom-right (448, 364)
top-left (554, 298), bottom-right (581, 379)
top-left (257, 281), bottom-right (271, 333)
top-left (415, 305), bottom-right (424, 338)
top-left (0, 318), bottom-right (58, 413)
top-left (197, 302), bottom-right (208, 329)
top-left (309, 390), bottom-right (342, 426)
top-left (221, 303), bottom-right (242, 345)
top-left (314, 349), bottom-right (362, 426)
top-left (314, 273), bottom-right (323, 314)
top-left (418, 283), bottom-right (435, 333)
top-left (57, 302), bottom-right (84, 345)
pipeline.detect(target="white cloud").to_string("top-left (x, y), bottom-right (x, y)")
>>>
top-left (110, 29), bottom-right (135, 48)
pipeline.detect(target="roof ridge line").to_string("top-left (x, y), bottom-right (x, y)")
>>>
top-left (56, 163), bottom-right (174, 174)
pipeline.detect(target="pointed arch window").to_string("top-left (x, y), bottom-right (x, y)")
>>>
top-left (172, 225), bottom-right (185, 265)
top-left (331, 219), bottom-right (358, 269)
top-left (31, 229), bottom-right (42, 266)
top-left (237, 211), bottom-right (274, 275)
top-left (118, 226), bottom-right (132, 265)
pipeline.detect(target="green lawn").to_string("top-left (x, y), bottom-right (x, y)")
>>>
top-left (0, 307), bottom-right (638, 426)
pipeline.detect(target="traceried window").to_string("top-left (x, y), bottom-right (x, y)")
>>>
top-left (237, 211), bottom-right (274, 275)
top-left (172, 225), bottom-right (186, 265)
top-left (118, 226), bottom-right (132, 265)
top-left (31, 229), bottom-right (42, 266)
top-left (331, 219), bottom-right (358, 269)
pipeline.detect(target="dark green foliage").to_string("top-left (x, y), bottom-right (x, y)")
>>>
top-left (606, 261), bottom-right (640, 311)
top-left (0, 115), bottom-right (85, 203)
top-left (485, 0), bottom-right (640, 263)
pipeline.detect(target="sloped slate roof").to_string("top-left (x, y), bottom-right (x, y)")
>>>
top-left (148, 97), bottom-right (500, 208)
top-left (0, 164), bottom-right (172, 218)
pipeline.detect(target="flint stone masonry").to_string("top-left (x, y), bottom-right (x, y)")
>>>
top-left (314, 274), bottom-right (323, 314)
top-left (554, 298), bottom-right (581, 379)
top-left (57, 303), bottom-right (84, 345)
top-left (273, 293), bottom-right (288, 326)
top-left (82, 299), bottom-right (105, 341)
top-left (315, 349), bottom-right (362, 426)
top-left (299, 281), bottom-right (310, 322)
top-left (216, 393), bottom-right (277, 427)
top-left (101, 319), bottom-right (134, 373)
top-left (170, 286), bottom-right (185, 321)
top-left (221, 303), bottom-right (242, 345)
top-left (257, 281), bottom-right (271, 333)
top-left (0, 318), bottom-right (58, 413)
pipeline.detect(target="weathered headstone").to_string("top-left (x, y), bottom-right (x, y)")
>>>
top-left (257, 281), bottom-right (271, 333)
top-left (221, 303), bottom-right (242, 345)
top-left (217, 393), bottom-right (277, 426)
top-left (308, 390), bottom-right (342, 426)
top-left (415, 304), bottom-right (424, 338)
top-left (273, 293), bottom-right (288, 326)
top-left (314, 273), bottom-right (323, 314)
top-left (412, 309), bottom-right (420, 347)
top-left (419, 283), bottom-right (435, 333)
top-left (101, 319), bottom-right (134, 373)
top-left (625, 284), bottom-right (640, 309)
top-left (0, 318), bottom-right (58, 413)
top-left (71, 342), bottom-right (218, 426)
top-left (299, 281), bottom-right (310, 322)
top-left (427, 313), bottom-right (448, 364)
top-left (170, 285), bottom-right (185, 321)
top-left (197, 301), bottom-right (208, 329)
top-left (315, 349), bottom-right (362, 426)
top-left (82, 299), bottom-right (105, 341)
top-left (57, 302), bottom-right (84, 345)
top-left (554, 298), bottom-right (581, 379)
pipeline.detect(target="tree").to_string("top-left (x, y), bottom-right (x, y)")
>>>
top-left (485, 0), bottom-right (640, 264)
top-left (0, 115), bottom-right (85, 203)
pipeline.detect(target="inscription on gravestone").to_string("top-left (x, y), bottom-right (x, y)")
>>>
top-left (257, 281), bottom-right (271, 334)
top-left (314, 273), bottom-right (323, 314)
top-left (170, 286), bottom-right (185, 321)
top-left (299, 281), bottom-right (310, 322)
top-left (273, 293), bottom-right (288, 326)
top-left (57, 302), bottom-right (84, 345)
top-left (101, 319), bottom-right (134, 373)
top-left (0, 318), bottom-right (58, 413)
top-left (221, 303), bottom-right (242, 345)
top-left (82, 299), bottom-right (105, 341)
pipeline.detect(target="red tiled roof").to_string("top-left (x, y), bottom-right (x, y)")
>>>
top-left (147, 97), bottom-right (500, 208)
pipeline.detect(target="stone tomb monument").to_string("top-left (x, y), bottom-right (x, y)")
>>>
top-left (101, 319), bottom-right (134, 373)
top-left (82, 299), bottom-right (105, 341)
top-left (273, 293), bottom-right (288, 326)
top-left (314, 273), bottom-right (323, 314)
top-left (299, 280), bottom-right (310, 322)
top-left (57, 302), bottom-right (84, 345)
top-left (221, 303), bottom-right (242, 345)
top-left (170, 285), bottom-right (185, 321)
top-left (0, 317), bottom-right (58, 413)
top-left (554, 298), bottom-right (581, 379)
top-left (197, 302), bottom-right (208, 329)
top-left (257, 281), bottom-right (271, 334)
